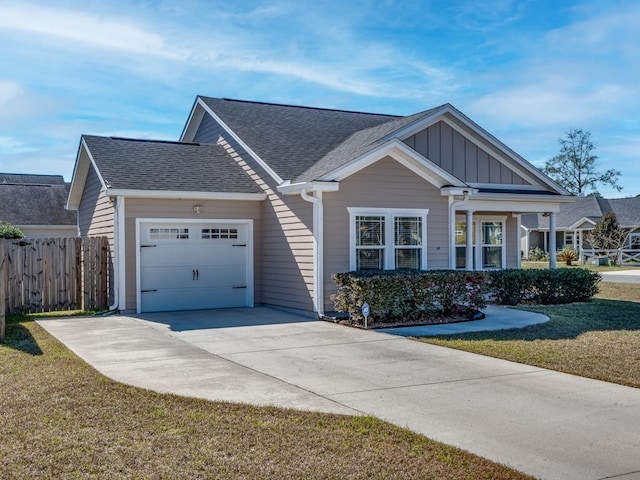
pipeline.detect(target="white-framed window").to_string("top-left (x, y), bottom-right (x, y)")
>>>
top-left (202, 227), bottom-right (238, 239)
top-left (149, 227), bottom-right (189, 240)
top-left (349, 208), bottom-right (428, 271)
top-left (455, 215), bottom-right (506, 270)
top-left (628, 232), bottom-right (640, 249)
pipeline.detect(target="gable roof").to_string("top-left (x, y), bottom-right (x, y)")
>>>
top-left (80, 135), bottom-right (263, 194)
top-left (191, 97), bottom-right (568, 195)
top-left (522, 195), bottom-right (640, 230)
top-left (0, 173), bottom-right (76, 226)
top-left (197, 97), bottom-right (400, 182)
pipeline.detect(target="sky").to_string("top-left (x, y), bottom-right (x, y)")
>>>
top-left (1, 0), bottom-right (638, 197)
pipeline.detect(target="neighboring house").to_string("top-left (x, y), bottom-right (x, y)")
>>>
top-left (0, 173), bottom-right (77, 238)
top-left (521, 195), bottom-right (640, 259)
top-left (67, 97), bottom-right (572, 315)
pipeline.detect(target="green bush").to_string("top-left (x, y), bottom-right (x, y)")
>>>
top-left (527, 247), bottom-right (548, 261)
top-left (0, 222), bottom-right (24, 239)
top-left (332, 270), bottom-right (489, 326)
top-left (488, 268), bottom-right (600, 305)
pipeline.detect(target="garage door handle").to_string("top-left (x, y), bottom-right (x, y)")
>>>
top-left (141, 245), bottom-right (157, 248)
top-left (232, 286), bottom-right (247, 289)
top-left (141, 289), bottom-right (157, 293)
top-left (196, 269), bottom-right (199, 281)
top-left (232, 244), bottom-right (246, 247)
top-left (193, 269), bottom-right (196, 281)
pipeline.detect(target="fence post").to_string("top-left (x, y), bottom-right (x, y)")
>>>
top-left (0, 240), bottom-right (7, 342)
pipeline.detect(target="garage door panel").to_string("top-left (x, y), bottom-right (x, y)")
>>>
top-left (139, 222), bottom-right (250, 313)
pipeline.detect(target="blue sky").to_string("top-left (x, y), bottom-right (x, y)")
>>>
top-left (1, 0), bottom-right (638, 197)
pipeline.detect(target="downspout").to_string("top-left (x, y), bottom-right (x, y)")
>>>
top-left (108, 196), bottom-right (120, 311)
top-left (108, 195), bottom-right (125, 312)
top-left (448, 192), bottom-right (470, 269)
top-left (300, 189), bottom-right (324, 317)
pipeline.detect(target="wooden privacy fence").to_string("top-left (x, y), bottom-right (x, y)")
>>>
top-left (0, 236), bottom-right (109, 315)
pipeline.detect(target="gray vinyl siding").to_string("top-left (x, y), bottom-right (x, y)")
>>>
top-left (322, 156), bottom-right (449, 311)
top-left (123, 198), bottom-right (263, 312)
top-left (194, 112), bottom-right (315, 312)
top-left (77, 161), bottom-right (115, 304)
top-left (404, 121), bottom-right (530, 185)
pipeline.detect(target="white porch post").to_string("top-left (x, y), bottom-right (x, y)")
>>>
top-left (465, 210), bottom-right (474, 270)
top-left (549, 212), bottom-right (557, 269)
top-left (544, 231), bottom-right (548, 253)
top-left (524, 229), bottom-right (530, 260)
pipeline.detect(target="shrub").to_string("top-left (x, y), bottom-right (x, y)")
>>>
top-left (332, 270), bottom-right (490, 326)
top-left (557, 246), bottom-right (578, 266)
top-left (0, 222), bottom-right (24, 239)
top-left (488, 268), bottom-right (600, 305)
top-left (527, 247), bottom-right (548, 261)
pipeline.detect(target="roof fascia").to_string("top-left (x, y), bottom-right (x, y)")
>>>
top-left (470, 192), bottom-right (576, 203)
top-left (319, 139), bottom-right (466, 188)
top-left (195, 97), bottom-right (284, 185)
top-left (105, 189), bottom-right (267, 201)
top-left (66, 138), bottom-right (108, 210)
top-left (387, 104), bottom-right (570, 196)
top-left (568, 217), bottom-right (597, 229)
top-left (179, 98), bottom-right (206, 142)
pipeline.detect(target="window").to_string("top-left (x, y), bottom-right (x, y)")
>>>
top-left (202, 228), bottom-right (238, 239)
top-left (149, 227), bottom-right (189, 240)
top-left (481, 221), bottom-right (503, 269)
top-left (456, 216), bottom-right (505, 270)
top-left (349, 208), bottom-right (428, 271)
top-left (564, 231), bottom-right (580, 249)
top-left (455, 219), bottom-right (475, 269)
top-left (629, 232), bottom-right (640, 249)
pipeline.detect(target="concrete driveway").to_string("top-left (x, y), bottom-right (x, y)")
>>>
top-left (600, 268), bottom-right (640, 283)
top-left (38, 307), bottom-right (640, 480)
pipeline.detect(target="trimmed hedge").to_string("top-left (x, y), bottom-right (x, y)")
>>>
top-left (489, 268), bottom-right (601, 305)
top-left (332, 270), bottom-right (490, 326)
top-left (332, 268), bottom-right (601, 326)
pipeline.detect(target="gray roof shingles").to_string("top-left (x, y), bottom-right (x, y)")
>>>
top-left (82, 136), bottom-right (263, 194)
top-left (522, 195), bottom-right (640, 230)
top-left (198, 97), bottom-right (401, 182)
top-left (0, 174), bottom-right (76, 225)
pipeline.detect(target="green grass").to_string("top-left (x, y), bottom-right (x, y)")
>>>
top-left (418, 282), bottom-right (640, 388)
top-left (521, 260), bottom-right (637, 272)
top-left (0, 317), bottom-right (531, 479)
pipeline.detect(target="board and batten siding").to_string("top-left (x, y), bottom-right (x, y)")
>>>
top-left (322, 156), bottom-right (450, 311)
top-left (194, 114), bottom-right (315, 312)
top-left (403, 120), bottom-right (530, 186)
top-left (122, 198), bottom-right (262, 312)
top-left (78, 162), bottom-right (115, 304)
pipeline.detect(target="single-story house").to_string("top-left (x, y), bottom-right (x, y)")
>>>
top-left (67, 96), bottom-right (573, 315)
top-left (521, 195), bottom-right (640, 257)
top-left (0, 173), bottom-right (77, 238)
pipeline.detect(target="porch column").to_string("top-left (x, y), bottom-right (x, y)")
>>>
top-left (524, 229), bottom-right (530, 260)
top-left (549, 212), bottom-right (557, 269)
top-left (465, 210), bottom-right (474, 270)
top-left (544, 231), bottom-right (548, 252)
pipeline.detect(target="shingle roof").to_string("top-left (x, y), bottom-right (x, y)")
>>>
top-left (296, 108), bottom-right (441, 182)
top-left (0, 174), bottom-right (76, 225)
top-left (82, 136), bottom-right (262, 194)
top-left (198, 97), bottom-right (400, 181)
top-left (522, 195), bottom-right (640, 230)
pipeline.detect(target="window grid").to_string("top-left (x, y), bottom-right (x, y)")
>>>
top-left (149, 227), bottom-right (189, 240)
top-left (394, 216), bottom-right (422, 269)
top-left (355, 215), bottom-right (385, 270)
top-left (202, 228), bottom-right (238, 240)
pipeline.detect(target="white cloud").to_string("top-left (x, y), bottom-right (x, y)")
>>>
top-left (0, 2), bottom-right (185, 59)
top-left (0, 135), bottom-right (35, 154)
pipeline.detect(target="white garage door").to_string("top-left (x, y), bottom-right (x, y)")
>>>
top-left (139, 222), bottom-right (250, 313)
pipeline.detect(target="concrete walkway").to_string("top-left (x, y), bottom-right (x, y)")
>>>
top-left (601, 268), bottom-right (640, 283)
top-left (38, 307), bottom-right (640, 480)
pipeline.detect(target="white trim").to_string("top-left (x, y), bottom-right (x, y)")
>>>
top-left (321, 139), bottom-right (466, 188)
top-left (465, 197), bottom-right (569, 213)
top-left (106, 189), bottom-right (266, 201)
top-left (568, 217), bottom-right (597, 230)
top-left (278, 181), bottom-right (340, 195)
top-left (195, 98), bottom-right (284, 185)
top-left (179, 99), bottom-right (205, 142)
top-left (116, 196), bottom-right (126, 311)
top-left (67, 138), bottom-right (108, 210)
top-left (299, 190), bottom-right (325, 315)
top-left (347, 207), bottom-right (429, 271)
top-left (466, 182), bottom-right (547, 192)
top-left (454, 214), bottom-right (507, 270)
top-left (515, 214), bottom-right (522, 269)
top-left (135, 218), bottom-right (254, 314)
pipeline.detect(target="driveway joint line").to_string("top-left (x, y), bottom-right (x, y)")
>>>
top-left (326, 369), bottom-right (547, 397)
top-left (207, 337), bottom-right (406, 355)
top-left (597, 469), bottom-right (640, 480)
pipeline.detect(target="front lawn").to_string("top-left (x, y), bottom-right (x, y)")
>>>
top-left (0, 318), bottom-right (531, 479)
top-left (418, 282), bottom-right (640, 388)
top-left (521, 260), bottom-right (636, 272)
